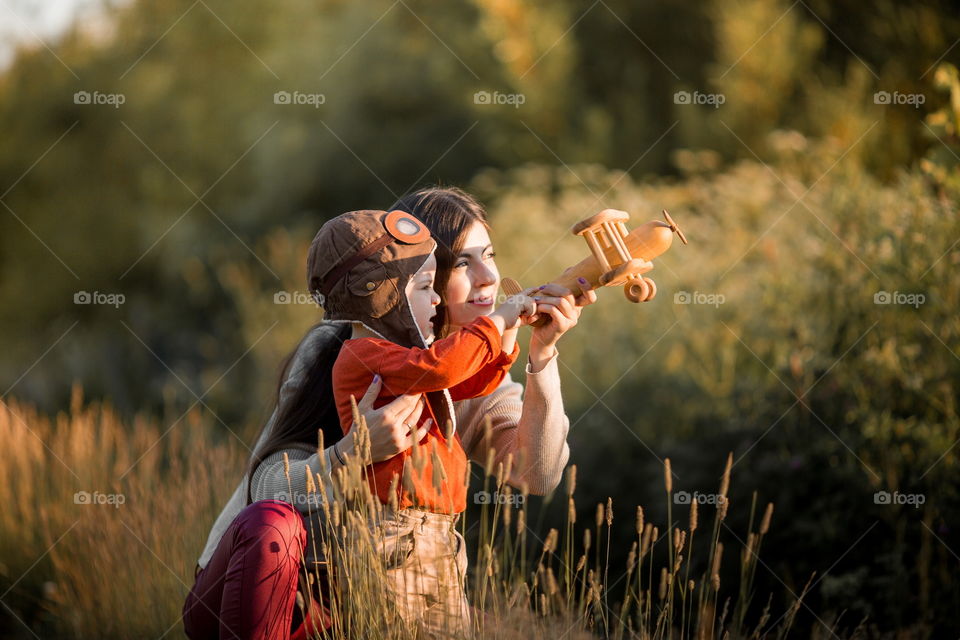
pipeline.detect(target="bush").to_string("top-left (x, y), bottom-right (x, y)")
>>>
top-left (471, 133), bottom-right (959, 635)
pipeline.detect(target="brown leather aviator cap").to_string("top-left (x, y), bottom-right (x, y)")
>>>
top-left (306, 210), bottom-right (436, 348)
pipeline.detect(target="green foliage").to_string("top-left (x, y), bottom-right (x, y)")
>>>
top-left (2, 0), bottom-right (956, 417)
top-left (473, 135), bottom-right (959, 633)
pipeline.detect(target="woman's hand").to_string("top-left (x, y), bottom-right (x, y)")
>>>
top-left (525, 279), bottom-right (598, 371)
top-left (339, 376), bottom-right (430, 464)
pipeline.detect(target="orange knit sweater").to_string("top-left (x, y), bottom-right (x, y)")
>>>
top-left (333, 315), bottom-right (519, 514)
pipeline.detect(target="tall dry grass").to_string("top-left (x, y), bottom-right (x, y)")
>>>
top-left (0, 390), bottom-right (830, 639)
top-left (0, 386), bottom-right (243, 638)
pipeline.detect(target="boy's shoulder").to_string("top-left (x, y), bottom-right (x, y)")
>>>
top-left (337, 336), bottom-right (409, 360)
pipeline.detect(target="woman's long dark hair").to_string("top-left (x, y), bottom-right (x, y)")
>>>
top-left (244, 322), bottom-right (350, 504)
top-left (245, 186), bottom-right (490, 501)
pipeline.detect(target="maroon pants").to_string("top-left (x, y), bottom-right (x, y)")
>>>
top-left (183, 500), bottom-right (309, 640)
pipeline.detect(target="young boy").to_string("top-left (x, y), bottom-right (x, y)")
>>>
top-left (307, 208), bottom-right (534, 515)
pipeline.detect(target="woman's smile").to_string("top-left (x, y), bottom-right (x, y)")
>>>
top-left (467, 294), bottom-right (495, 308)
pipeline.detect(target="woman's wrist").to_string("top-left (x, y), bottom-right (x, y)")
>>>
top-left (332, 433), bottom-right (353, 467)
top-left (528, 341), bottom-right (558, 373)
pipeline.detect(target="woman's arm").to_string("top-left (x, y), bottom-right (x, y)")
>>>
top-left (459, 281), bottom-right (596, 495)
top-left (526, 278), bottom-right (596, 372)
top-left (458, 356), bottom-right (570, 496)
top-left (249, 447), bottom-right (334, 511)
top-left (250, 377), bottom-right (432, 510)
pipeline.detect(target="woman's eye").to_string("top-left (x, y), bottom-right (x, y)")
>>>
top-left (485, 251), bottom-right (496, 260)
top-left (455, 261), bottom-right (468, 268)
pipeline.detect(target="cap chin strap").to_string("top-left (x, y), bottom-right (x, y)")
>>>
top-left (318, 233), bottom-right (393, 298)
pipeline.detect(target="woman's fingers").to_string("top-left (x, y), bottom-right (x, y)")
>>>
top-left (357, 374), bottom-right (382, 411)
top-left (535, 303), bottom-right (568, 329)
top-left (555, 294), bottom-right (578, 319)
top-left (381, 391), bottom-right (422, 422)
top-left (400, 395), bottom-right (426, 426)
top-left (533, 294), bottom-right (578, 321)
top-left (573, 279), bottom-right (598, 306)
top-left (577, 288), bottom-right (598, 306)
top-left (520, 285), bottom-right (541, 297)
top-left (535, 280), bottom-right (597, 308)
top-left (536, 284), bottom-right (577, 307)
top-left (407, 420), bottom-right (431, 446)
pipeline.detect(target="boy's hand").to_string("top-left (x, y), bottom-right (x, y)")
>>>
top-left (490, 294), bottom-right (537, 331)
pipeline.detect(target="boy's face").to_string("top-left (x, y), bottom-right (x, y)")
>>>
top-left (405, 252), bottom-right (441, 345)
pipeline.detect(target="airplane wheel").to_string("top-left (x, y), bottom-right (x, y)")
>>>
top-left (642, 277), bottom-right (657, 301)
top-left (623, 278), bottom-right (650, 303)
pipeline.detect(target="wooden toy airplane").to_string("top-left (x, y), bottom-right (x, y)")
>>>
top-left (502, 209), bottom-right (687, 325)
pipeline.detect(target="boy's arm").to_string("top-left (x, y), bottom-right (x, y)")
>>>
top-left (353, 315), bottom-right (506, 395)
top-left (446, 300), bottom-right (530, 400)
top-left (449, 340), bottom-right (520, 400)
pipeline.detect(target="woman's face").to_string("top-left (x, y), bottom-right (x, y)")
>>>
top-left (443, 221), bottom-right (500, 330)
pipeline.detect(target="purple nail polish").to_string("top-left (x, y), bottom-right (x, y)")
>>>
top-left (538, 285), bottom-right (546, 290)
top-left (578, 277), bottom-right (588, 285)
top-left (373, 374), bottom-right (380, 383)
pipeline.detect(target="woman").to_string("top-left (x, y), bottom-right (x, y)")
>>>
top-left (183, 187), bottom-right (597, 639)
